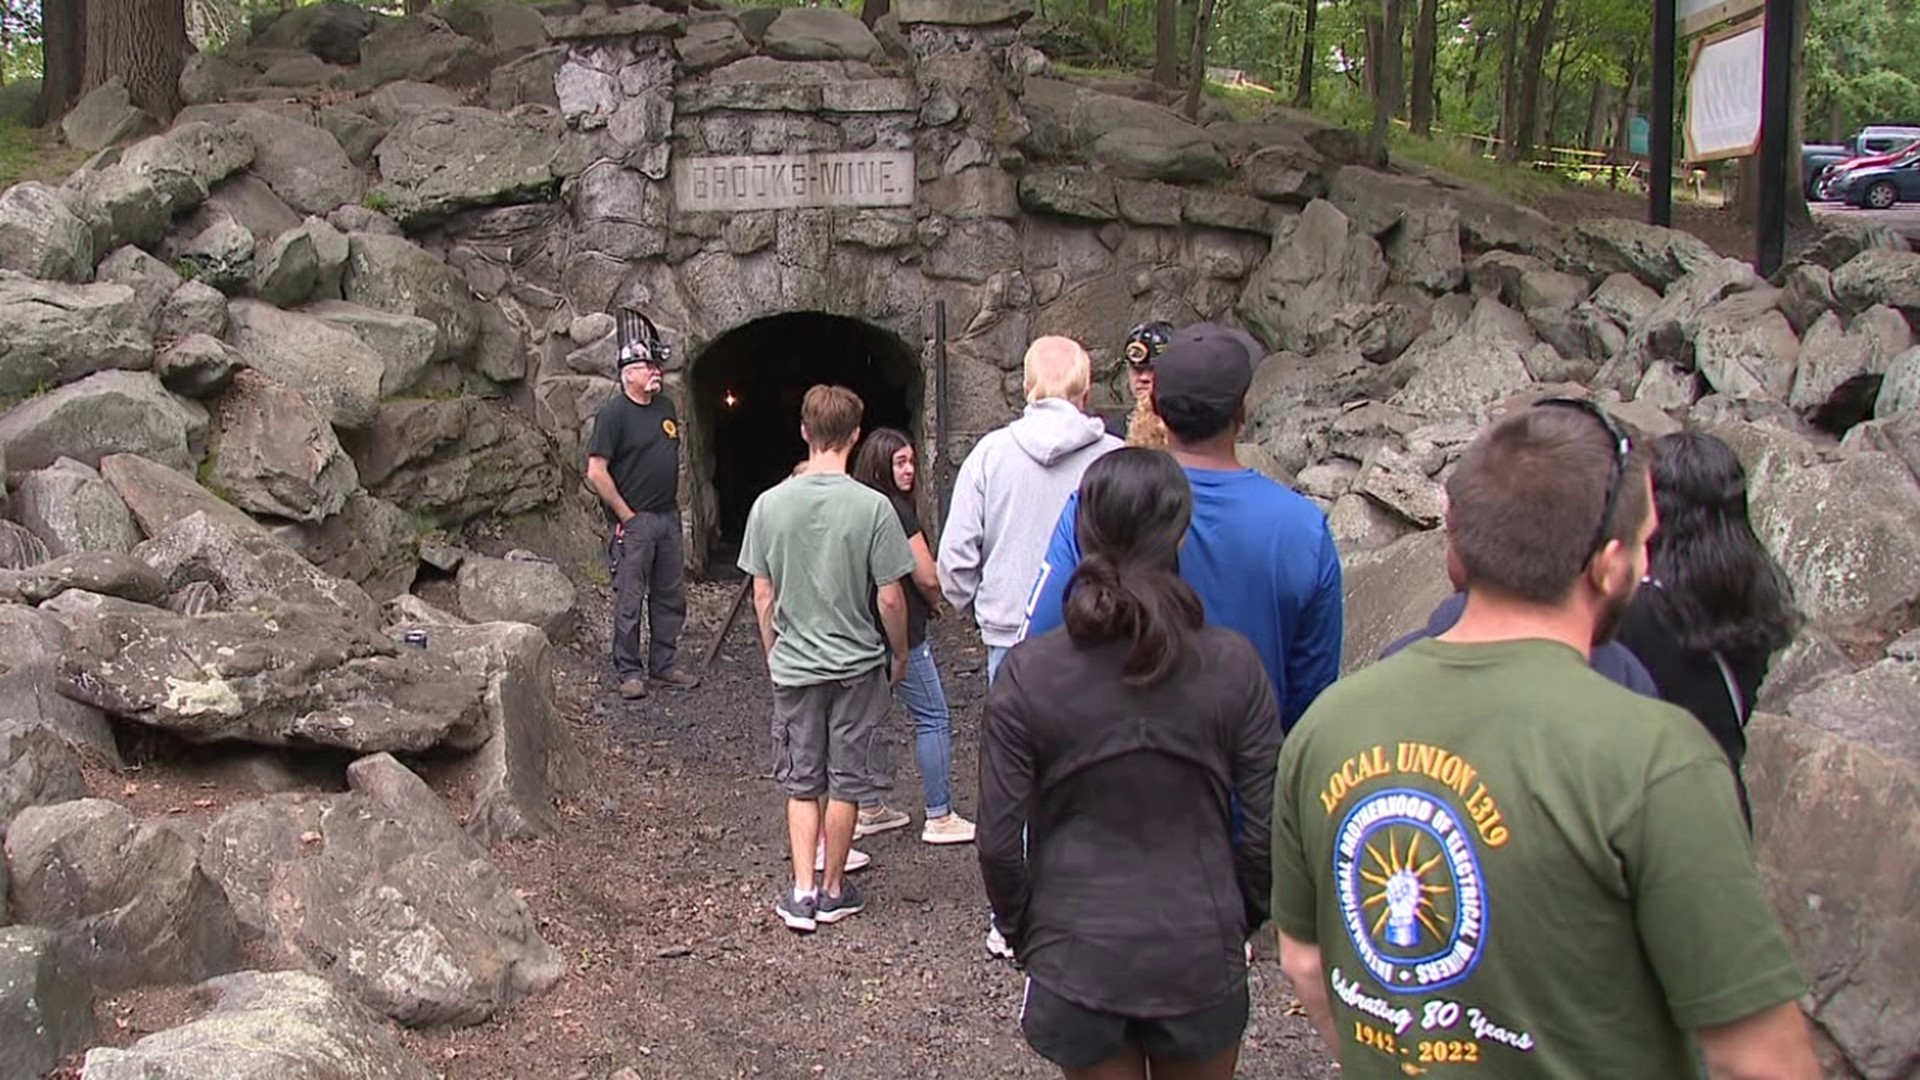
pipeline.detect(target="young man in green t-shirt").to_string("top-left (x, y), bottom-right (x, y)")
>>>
top-left (1270, 399), bottom-right (1818, 1079)
top-left (738, 385), bottom-right (915, 934)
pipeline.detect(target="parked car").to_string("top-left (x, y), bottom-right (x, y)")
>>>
top-left (1812, 125), bottom-right (1920, 200)
top-left (1803, 143), bottom-right (1852, 199)
top-left (1831, 154), bottom-right (1920, 209)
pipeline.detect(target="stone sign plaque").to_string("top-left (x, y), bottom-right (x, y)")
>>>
top-left (673, 151), bottom-right (915, 212)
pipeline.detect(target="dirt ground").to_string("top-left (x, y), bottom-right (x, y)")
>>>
top-left (67, 581), bottom-right (1336, 1080)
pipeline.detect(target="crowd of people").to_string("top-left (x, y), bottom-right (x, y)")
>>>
top-left (587, 308), bottom-right (1822, 1078)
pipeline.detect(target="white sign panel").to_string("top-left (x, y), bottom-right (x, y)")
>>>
top-left (673, 152), bottom-right (915, 212)
top-left (1677, 0), bottom-right (1764, 37)
top-left (1684, 20), bottom-right (1764, 163)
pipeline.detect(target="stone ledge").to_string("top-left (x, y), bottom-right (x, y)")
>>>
top-left (895, 0), bottom-right (1035, 25)
top-left (677, 78), bottom-right (914, 115)
top-left (546, 6), bottom-right (682, 40)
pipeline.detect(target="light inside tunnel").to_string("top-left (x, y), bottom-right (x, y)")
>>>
top-left (689, 312), bottom-right (922, 573)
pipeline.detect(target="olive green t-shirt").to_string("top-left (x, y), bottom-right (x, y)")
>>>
top-left (737, 473), bottom-right (916, 688)
top-left (1271, 638), bottom-right (1805, 1078)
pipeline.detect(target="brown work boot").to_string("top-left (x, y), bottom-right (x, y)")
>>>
top-left (652, 668), bottom-right (701, 690)
top-left (617, 677), bottom-right (648, 700)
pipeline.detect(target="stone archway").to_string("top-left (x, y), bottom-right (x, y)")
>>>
top-left (682, 312), bottom-right (924, 575)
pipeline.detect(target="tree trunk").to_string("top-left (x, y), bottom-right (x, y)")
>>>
top-left (861, 0), bottom-right (891, 27)
top-left (1182, 0), bottom-right (1220, 120)
top-left (1363, 14), bottom-right (1381, 97)
top-left (1544, 34), bottom-right (1576, 148)
top-left (1495, 0), bottom-right (1523, 158)
top-left (1509, 0), bottom-right (1557, 161)
top-left (1612, 53), bottom-right (1638, 162)
top-left (1154, 0), bottom-right (1178, 87)
top-left (404, 0), bottom-right (431, 14)
top-left (38, 0), bottom-right (87, 125)
top-left (1409, 0), bottom-right (1437, 135)
top-left (1292, 0), bottom-right (1317, 107)
top-left (1089, 0), bottom-right (1108, 16)
top-left (83, 0), bottom-right (191, 121)
top-left (1461, 26), bottom-right (1488, 109)
top-left (1786, 0), bottom-right (1811, 226)
top-left (1584, 80), bottom-right (1609, 150)
top-left (1366, 0), bottom-right (1404, 165)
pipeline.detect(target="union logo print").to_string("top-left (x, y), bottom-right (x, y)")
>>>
top-left (1334, 788), bottom-right (1487, 994)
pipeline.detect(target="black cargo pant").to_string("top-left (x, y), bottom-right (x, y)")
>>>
top-left (608, 509), bottom-right (687, 681)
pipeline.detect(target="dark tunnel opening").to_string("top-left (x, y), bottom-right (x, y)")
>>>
top-left (690, 313), bottom-right (923, 575)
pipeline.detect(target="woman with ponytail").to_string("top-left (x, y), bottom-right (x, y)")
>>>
top-left (977, 448), bottom-right (1281, 1080)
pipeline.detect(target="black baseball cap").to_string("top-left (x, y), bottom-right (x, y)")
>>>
top-left (1151, 323), bottom-right (1256, 432)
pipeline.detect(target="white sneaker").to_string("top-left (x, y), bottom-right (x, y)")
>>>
top-left (986, 922), bottom-right (1015, 960)
top-left (856, 804), bottom-right (912, 838)
top-left (921, 813), bottom-right (976, 845)
top-left (814, 840), bottom-right (871, 873)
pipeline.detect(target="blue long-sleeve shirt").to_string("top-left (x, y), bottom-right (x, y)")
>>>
top-left (1018, 466), bottom-right (1345, 732)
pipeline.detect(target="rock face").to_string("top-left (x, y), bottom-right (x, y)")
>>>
top-left (81, 971), bottom-right (434, 1080)
top-left (762, 7), bottom-right (882, 62)
top-left (0, 275), bottom-right (151, 403)
top-left (206, 371), bottom-right (360, 524)
top-left (405, 622), bottom-right (588, 845)
top-left (343, 398), bottom-right (562, 526)
top-left (56, 598), bottom-right (487, 753)
top-left (1746, 449), bottom-right (1920, 632)
top-left (303, 301), bottom-right (437, 398)
top-left (274, 492), bottom-right (421, 603)
top-left (0, 370), bottom-right (208, 475)
top-left (100, 452), bottom-right (259, 538)
top-left (1020, 78), bottom-right (1229, 183)
top-left (372, 107), bottom-right (562, 225)
top-left (455, 554), bottom-right (578, 642)
top-left (5, 798), bottom-right (239, 991)
top-left (1747, 702), bottom-right (1920, 1080)
top-left (0, 183), bottom-right (94, 283)
top-left (132, 510), bottom-right (378, 622)
top-left (0, 721), bottom-right (86, 834)
top-left (225, 300), bottom-right (386, 430)
top-left (0, 606), bottom-right (116, 758)
top-left (12, 457), bottom-right (142, 556)
top-left (341, 233), bottom-right (481, 361)
top-left (0, 926), bottom-right (93, 1080)
top-left (1337, 527), bottom-right (1451, 673)
top-left (199, 754), bottom-right (564, 1027)
top-left (1238, 199), bottom-right (1388, 353)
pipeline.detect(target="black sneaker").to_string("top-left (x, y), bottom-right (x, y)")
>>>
top-left (775, 891), bottom-right (817, 933)
top-left (815, 882), bottom-right (865, 924)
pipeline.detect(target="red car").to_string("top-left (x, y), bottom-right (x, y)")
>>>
top-left (1816, 140), bottom-right (1920, 200)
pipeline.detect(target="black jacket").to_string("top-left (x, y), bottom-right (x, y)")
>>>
top-left (978, 626), bottom-right (1281, 1018)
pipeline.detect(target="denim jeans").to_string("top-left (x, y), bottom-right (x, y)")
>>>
top-left (861, 643), bottom-right (956, 818)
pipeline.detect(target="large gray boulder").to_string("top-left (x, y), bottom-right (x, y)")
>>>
top-left (249, 228), bottom-right (319, 307)
top-left (341, 233), bottom-right (481, 362)
top-left (7, 551), bottom-right (170, 608)
top-left (0, 607), bottom-right (116, 758)
top-left (95, 245), bottom-right (184, 329)
top-left (1873, 344), bottom-right (1920, 420)
top-left (167, 214), bottom-right (256, 294)
top-left (357, 16), bottom-right (488, 86)
top-left (205, 370), bottom-right (359, 524)
top-left (225, 300), bottom-right (385, 429)
top-left (80, 970), bottom-right (432, 1080)
top-left (1567, 218), bottom-right (1721, 290)
top-left (12, 457), bottom-right (141, 556)
top-left (455, 553), bottom-right (578, 642)
top-left (62, 164), bottom-right (173, 255)
top-left (762, 7), bottom-right (883, 62)
top-left (342, 398), bottom-right (563, 526)
top-left (0, 370), bottom-right (207, 474)
top-left (4, 798), bottom-right (239, 991)
top-left (399, 622), bottom-right (588, 846)
top-left (1831, 248), bottom-right (1920, 321)
top-left (1789, 306), bottom-right (1912, 415)
top-left (1018, 78), bottom-right (1229, 183)
top-left (0, 274), bottom-right (152, 403)
top-left (0, 519), bottom-right (49, 571)
top-left (59, 77), bottom-right (155, 152)
top-left (1237, 199), bottom-right (1388, 353)
top-left (371, 106), bottom-right (563, 226)
top-left (198, 754), bottom-right (563, 1027)
top-left (55, 599), bottom-right (487, 753)
top-left (1327, 167), bottom-right (1554, 255)
top-left (0, 926), bottom-right (93, 1080)
top-left (159, 280), bottom-right (232, 344)
top-left (175, 106), bottom-right (362, 216)
top-left (1746, 447), bottom-right (1920, 632)
top-left (1690, 296), bottom-right (1801, 404)
top-left (132, 510), bottom-right (377, 622)
top-left (302, 300), bottom-right (437, 396)
top-left (154, 333), bottom-right (244, 400)
top-left (1338, 528), bottom-right (1451, 674)
top-left (0, 183), bottom-right (93, 282)
top-left (0, 721), bottom-right (86, 834)
top-left (1747, 693), bottom-right (1920, 1079)
top-left (1390, 297), bottom-right (1537, 418)
top-left (253, 0), bottom-right (378, 63)
top-left (274, 492), bottom-right (420, 603)
top-left (116, 122), bottom-right (256, 215)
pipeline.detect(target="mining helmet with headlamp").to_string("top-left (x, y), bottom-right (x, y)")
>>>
top-left (1123, 321), bottom-right (1175, 369)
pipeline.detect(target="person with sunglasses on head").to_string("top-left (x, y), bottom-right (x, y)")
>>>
top-left (1269, 399), bottom-right (1819, 1080)
top-left (980, 448), bottom-right (1281, 1080)
top-left (1105, 321), bottom-right (1173, 448)
top-left (585, 309), bottom-right (703, 701)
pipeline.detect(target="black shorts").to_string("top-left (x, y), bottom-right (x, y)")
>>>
top-left (1020, 979), bottom-right (1249, 1071)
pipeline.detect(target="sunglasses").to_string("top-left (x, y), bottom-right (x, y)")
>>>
top-left (1532, 397), bottom-right (1631, 564)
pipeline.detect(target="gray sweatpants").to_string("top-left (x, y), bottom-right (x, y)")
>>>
top-left (608, 509), bottom-right (686, 680)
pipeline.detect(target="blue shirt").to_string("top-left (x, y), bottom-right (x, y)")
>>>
top-left (1381, 592), bottom-right (1662, 697)
top-left (1018, 466), bottom-right (1344, 732)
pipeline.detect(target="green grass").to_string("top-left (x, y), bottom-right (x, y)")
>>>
top-left (0, 121), bottom-right (89, 189)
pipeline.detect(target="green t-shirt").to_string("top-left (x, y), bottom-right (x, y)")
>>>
top-left (1271, 638), bottom-right (1805, 1079)
top-left (737, 473), bottom-right (917, 688)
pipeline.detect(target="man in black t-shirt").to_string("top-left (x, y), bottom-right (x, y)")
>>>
top-left (585, 311), bottom-right (701, 700)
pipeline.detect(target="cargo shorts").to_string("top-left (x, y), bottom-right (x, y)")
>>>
top-left (769, 666), bottom-right (892, 804)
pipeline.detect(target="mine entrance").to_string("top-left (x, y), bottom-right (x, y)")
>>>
top-left (690, 313), bottom-right (923, 575)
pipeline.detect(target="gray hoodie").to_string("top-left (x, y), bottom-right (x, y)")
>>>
top-left (938, 398), bottom-right (1121, 647)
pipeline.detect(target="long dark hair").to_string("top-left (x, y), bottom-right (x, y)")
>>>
top-left (1064, 449), bottom-right (1203, 687)
top-left (1645, 431), bottom-right (1802, 656)
top-left (852, 427), bottom-right (914, 518)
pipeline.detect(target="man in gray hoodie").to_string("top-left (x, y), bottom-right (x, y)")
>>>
top-left (938, 336), bottom-right (1121, 682)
